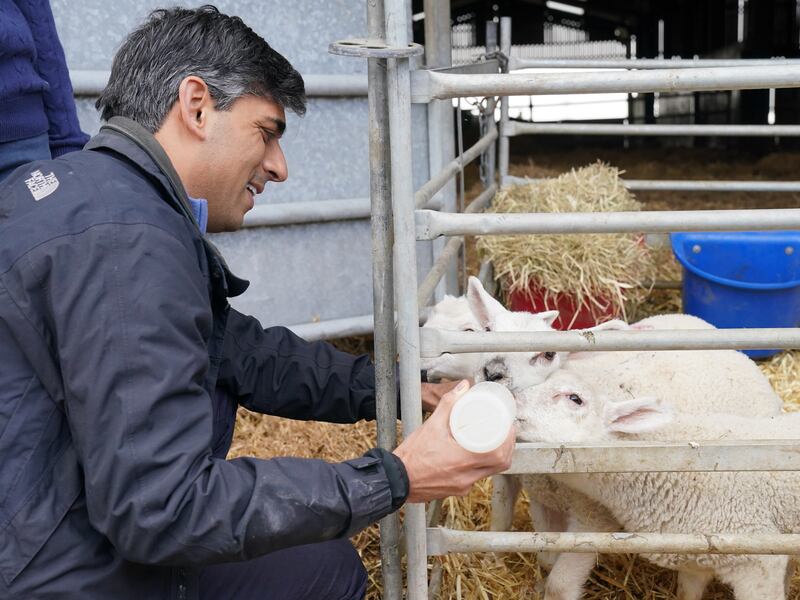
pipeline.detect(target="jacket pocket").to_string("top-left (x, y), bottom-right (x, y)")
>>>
top-left (0, 442), bottom-right (82, 585)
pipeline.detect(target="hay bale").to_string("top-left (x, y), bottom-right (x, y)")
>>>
top-left (477, 162), bottom-right (658, 323)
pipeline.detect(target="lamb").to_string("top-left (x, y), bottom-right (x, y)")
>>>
top-left (421, 276), bottom-right (625, 383)
top-left (514, 369), bottom-right (800, 600)
top-left (420, 277), bottom-right (560, 382)
top-left (466, 290), bottom-right (784, 595)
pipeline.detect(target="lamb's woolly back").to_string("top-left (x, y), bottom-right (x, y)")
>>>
top-left (560, 313), bottom-right (783, 417)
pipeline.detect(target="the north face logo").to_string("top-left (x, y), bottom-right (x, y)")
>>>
top-left (25, 169), bottom-right (60, 201)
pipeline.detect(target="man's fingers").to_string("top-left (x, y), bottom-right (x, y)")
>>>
top-left (438, 379), bottom-right (470, 407)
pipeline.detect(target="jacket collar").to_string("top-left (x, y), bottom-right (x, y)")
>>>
top-left (85, 117), bottom-right (250, 297)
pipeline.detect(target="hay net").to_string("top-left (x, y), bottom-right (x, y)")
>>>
top-left (477, 162), bottom-right (658, 322)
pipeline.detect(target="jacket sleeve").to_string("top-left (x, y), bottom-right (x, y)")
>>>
top-left (48, 221), bottom-right (395, 565)
top-left (217, 309), bottom-right (380, 422)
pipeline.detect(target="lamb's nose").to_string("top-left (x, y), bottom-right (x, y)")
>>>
top-left (483, 365), bottom-right (505, 382)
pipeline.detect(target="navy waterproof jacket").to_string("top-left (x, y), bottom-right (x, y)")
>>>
top-left (0, 117), bottom-right (400, 599)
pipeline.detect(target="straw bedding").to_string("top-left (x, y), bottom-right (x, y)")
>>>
top-left (229, 151), bottom-right (800, 599)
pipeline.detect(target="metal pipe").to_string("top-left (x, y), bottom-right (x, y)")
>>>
top-left (507, 122), bottom-right (800, 138)
top-left (242, 198), bottom-right (369, 228)
top-left (414, 127), bottom-right (498, 209)
top-left (481, 21), bottom-right (498, 190)
top-left (287, 308), bottom-right (436, 342)
top-left (417, 237), bottom-right (463, 308)
top-left (419, 327), bottom-right (800, 357)
top-left (385, 0), bottom-right (427, 596)
top-left (477, 260), bottom-right (496, 296)
top-left (498, 17), bottom-right (511, 181)
top-left (410, 65), bottom-right (800, 102)
top-left (427, 528), bottom-right (800, 556)
top-left (365, 0), bottom-right (401, 596)
top-left (416, 184), bottom-right (497, 307)
top-left (508, 58), bottom-right (800, 70)
top-left (415, 207), bottom-right (800, 240)
top-left (287, 314), bottom-right (375, 341)
top-left (71, 69), bottom-right (369, 97)
top-left (507, 440), bottom-right (800, 475)
top-left (424, 0), bottom-right (457, 300)
top-left (503, 175), bottom-right (800, 192)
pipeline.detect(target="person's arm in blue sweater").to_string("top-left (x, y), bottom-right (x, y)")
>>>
top-left (13, 0), bottom-right (89, 157)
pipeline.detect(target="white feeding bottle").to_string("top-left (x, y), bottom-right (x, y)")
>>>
top-left (449, 381), bottom-right (516, 453)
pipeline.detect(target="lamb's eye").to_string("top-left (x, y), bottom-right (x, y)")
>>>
top-left (543, 352), bottom-right (556, 361)
top-left (569, 394), bottom-right (583, 406)
top-left (464, 327), bottom-right (476, 332)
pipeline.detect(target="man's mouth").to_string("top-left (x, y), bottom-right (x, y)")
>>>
top-left (246, 183), bottom-right (257, 198)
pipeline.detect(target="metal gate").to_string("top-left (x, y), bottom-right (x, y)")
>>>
top-left (332, 2), bottom-right (800, 598)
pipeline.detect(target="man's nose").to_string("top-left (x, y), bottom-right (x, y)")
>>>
top-left (263, 142), bottom-right (288, 182)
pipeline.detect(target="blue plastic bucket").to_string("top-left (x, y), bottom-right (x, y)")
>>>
top-left (670, 231), bottom-right (800, 359)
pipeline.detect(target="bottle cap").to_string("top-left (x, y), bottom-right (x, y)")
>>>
top-left (449, 381), bottom-right (516, 453)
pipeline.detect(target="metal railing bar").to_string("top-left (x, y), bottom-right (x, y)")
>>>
top-left (425, 59), bottom-right (500, 75)
top-left (506, 440), bottom-right (800, 474)
top-left (414, 127), bottom-right (498, 209)
top-left (497, 17), bottom-right (512, 181)
top-left (508, 57), bottom-right (800, 70)
top-left (242, 198), bottom-right (370, 228)
top-left (427, 528), bottom-right (800, 556)
top-left (365, 0), bottom-right (402, 593)
top-left (415, 207), bottom-right (800, 240)
top-left (418, 237), bottom-right (463, 308)
top-left (71, 70), bottom-right (369, 97)
top-left (385, 0), bottom-right (427, 594)
top-left (287, 314), bottom-right (375, 341)
top-left (419, 327), bottom-right (800, 356)
top-left (503, 175), bottom-right (800, 191)
top-left (410, 65), bottom-right (800, 102)
top-left (417, 184), bottom-right (497, 307)
top-left (507, 122), bottom-right (800, 137)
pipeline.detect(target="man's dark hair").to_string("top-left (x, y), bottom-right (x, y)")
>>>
top-left (96, 5), bottom-right (306, 132)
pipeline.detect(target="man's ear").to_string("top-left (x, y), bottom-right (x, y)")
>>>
top-left (176, 75), bottom-right (213, 141)
top-left (603, 396), bottom-right (673, 434)
top-left (466, 276), bottom-right (506, 331)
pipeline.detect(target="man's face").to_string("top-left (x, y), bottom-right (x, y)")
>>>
top-left (196, 94), bottom-right (288, 232)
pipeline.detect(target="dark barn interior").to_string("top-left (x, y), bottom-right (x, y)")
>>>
top-left (412, 0), bottom-right (800, 150)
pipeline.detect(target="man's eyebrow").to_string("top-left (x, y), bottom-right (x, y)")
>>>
top-left (261, 116), bottom-right (286, 136)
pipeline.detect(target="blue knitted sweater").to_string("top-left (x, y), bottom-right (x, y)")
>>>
top-left (0, 0), bottom-right (88, 155)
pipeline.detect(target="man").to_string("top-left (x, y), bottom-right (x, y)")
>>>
top-left (0, 6), bottom-right (514, 600)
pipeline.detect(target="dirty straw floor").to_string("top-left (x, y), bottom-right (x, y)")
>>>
top-left (229, 146), bottom-right (800, 599)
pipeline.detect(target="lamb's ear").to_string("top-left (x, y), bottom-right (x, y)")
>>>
top-left (603, 397), bottom-right (673, 434)
top-left (585, 319), bottom-right (629, 332)
top-left (536, 310), bottom-right (560, 327)
top-left (466, 276), bottom-right (506, 330)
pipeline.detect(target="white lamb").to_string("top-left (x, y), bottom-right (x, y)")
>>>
top-left (466, 290), bottom-right (784, 596)
top-left (421, 276), bottom-right (627, 383)
top-left (420, 277), bottom-right (560, 382)
top-left (514, 369), bottom-right (800, 600)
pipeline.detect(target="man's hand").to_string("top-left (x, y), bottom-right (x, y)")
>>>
top-left (421, 379), bottom-right (465, 412)
top-left (394, 380), bottom-right (515, 503)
